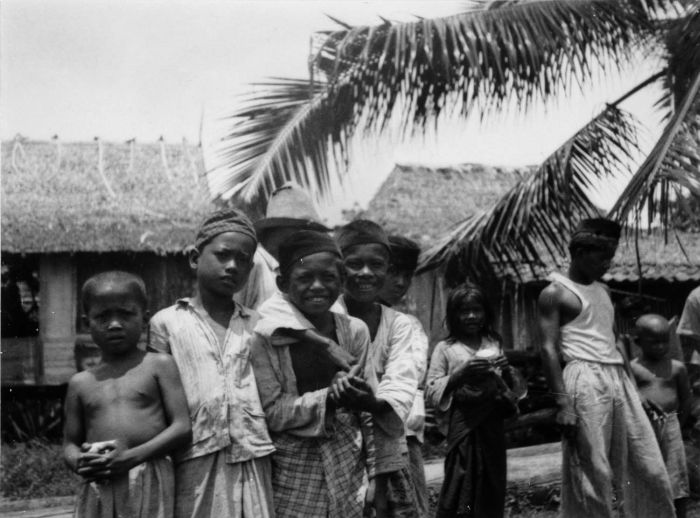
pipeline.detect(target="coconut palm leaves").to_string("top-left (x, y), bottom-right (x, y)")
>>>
top-left (420, 105), bottom-right (640, 282)
top-left (217, 0), bottom-right (655, 207)
top-left (609, 70), bottom-right (700, 228)
top-left (314, 0), bottom-right (653, 128)
top-left (215, 78), bottom-right (354, 210)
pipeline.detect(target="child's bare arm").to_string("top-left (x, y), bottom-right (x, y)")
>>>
top-left (62, 375), bottom-right (107, 481)
top-left (62, 375), bottom-right (86, 473)
top-left (675, 361), bottom-right (691, 426)
top-left (120, 354), bottom-right (191, 464)
top-left (83, 354), bottom-right (191, 478)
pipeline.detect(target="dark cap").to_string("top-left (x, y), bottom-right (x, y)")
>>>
top-left (388, 234), bottom-right (420, 272)
top-left (278, 230), bottom-right (341, 275)
top-left (572, 218), bottom-right (621, 241)
top-left (335, 219), bottom-right (390, 253)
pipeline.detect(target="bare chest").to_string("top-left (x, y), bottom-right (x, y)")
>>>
top-left (81, 369), bottom-right (160, 415)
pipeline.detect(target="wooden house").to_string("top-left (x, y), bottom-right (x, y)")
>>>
top-left (361, 163), bottom-right (700, 351)
top-left (1, 137), bottom-right (215, 385)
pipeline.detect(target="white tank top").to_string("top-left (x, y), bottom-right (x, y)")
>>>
top-left (549, 272), bottom-right (623, 364)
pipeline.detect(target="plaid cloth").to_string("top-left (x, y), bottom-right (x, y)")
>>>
top-left (271, 411), bottom-right (366, 518)
top-left (374, 459), bottom-right (419, 518)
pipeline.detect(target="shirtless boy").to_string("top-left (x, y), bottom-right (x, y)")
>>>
top-left (63, 271), bottom-right (191, 518)
top-left (538, 218), bottom-right (673, 518)
top-left (631, 314), bottom-right (691, 518)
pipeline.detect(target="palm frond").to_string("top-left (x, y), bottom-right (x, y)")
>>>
top-left (313, 0), bottom-right (656, 132)
top-left (419, 105), bottom-right (640, 284)
top-left (609, 69), bottom-right (700, 230)
top-left (663, 2), bottom-right (700, 107)
top-left (212, 78), bottom-right (356, 208)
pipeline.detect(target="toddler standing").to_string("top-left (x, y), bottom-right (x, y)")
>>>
top-left (631, 314), bottom-right (691, 518)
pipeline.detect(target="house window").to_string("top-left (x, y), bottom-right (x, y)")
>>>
top-left (1, 258), bottom-right (40, 338)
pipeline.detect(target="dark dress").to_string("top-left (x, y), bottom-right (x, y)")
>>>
top-left (435, 375), bottom-right (515, 518)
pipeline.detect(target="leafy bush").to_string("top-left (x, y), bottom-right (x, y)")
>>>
top-left (1, 439), bottom-right (79, 500)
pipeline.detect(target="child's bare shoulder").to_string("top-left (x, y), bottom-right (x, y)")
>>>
top-left (670, 359), bottom-right (688, 376)
top-left (629, 357), bottom-right (645, 375)
top-left (142, 350), bottom-right (178, 372)
top-left (67, 368), bottom-right (98, 396)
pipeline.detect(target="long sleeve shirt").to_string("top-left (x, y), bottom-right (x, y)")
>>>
top-left (426, 337), bottom-right (501, 436)
top-left (149, 299), bottom-right (275, 464)
top-left (250, 303), bottom-right (374, 515)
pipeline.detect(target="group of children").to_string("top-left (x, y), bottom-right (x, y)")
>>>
top-left (63, 210), bottom-right (431, 518)
top-left (62, 205), bottom-right (693, 518)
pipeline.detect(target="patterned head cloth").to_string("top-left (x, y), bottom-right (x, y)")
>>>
top-left (388, 234), bottom-right (420, 272)
top-left (277, 230), bottom-right (341, 276)
top-left (570, 217), bottom-right (621, 251)
top-left (335, 219), bottom-right (390, 254)
top-left (194, 208), bottom-right (257, 250)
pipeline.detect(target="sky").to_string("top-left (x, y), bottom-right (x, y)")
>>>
top-left (1, 0), bottom-right (667, 222)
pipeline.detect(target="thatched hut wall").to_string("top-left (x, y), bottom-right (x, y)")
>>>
top-left (1, 139), bottom-right (214, 385)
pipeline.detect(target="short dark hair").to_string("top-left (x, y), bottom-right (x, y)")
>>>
top-left (81, 271), bottom-right (147, 313)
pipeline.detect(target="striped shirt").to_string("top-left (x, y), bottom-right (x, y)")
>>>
top-left (149, 298), bottom-right (275, 464)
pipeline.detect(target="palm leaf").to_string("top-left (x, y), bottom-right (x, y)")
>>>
top-left (212, 78), bottom-right (356, 208)
top-left (216, 1), bottom-right (657, 206)
top-left (313, 0), bottom-right (657, 132)
top-left (660, 2), bottom-right (700, 109)
top-left (419, 105), bottom-right (640, 284)
top-left (609, 69), bottom-right (700, 230)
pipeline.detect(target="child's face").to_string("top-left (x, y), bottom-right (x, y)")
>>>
top-left (637, 329), bottom-right (670, 360)
top-left (456, 301), bottom-right (485, 336)
top-left (378, 265), bottom-right (413, 306)
top-left (279, 251), bottom-right (342, 317)
top-left (190, 232), bottom-right (256, 299)
top-left (84, 284), bottom-right (145, 357)
top-left (342, 243), bottom-right (390, 303)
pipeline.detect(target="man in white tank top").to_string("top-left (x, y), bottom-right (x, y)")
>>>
top-left (538, 218), bottom-right (674, 518)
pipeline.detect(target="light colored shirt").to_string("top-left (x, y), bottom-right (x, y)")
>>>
top-left (149, 298), bottom-right (275, 463)
top-left (250, 298), bottom-right (376, 489)
top-left (426, 337), bottom-right (501, 436)
top-left (336, 298), bottom-right (419, 474)
top-left (234, 246), bottom-right (280, 310)
top-left (678, 286), bottom-right (700, 339)
top-left (549, 272), bottom-right (623, 365)
top-left (404, 314), bottom-right (428, 442)
top-left (250, 305), bottom-right (371, 436)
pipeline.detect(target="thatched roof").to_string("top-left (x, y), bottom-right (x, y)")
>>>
top-left (361, 163), bottom-right (530, 248)
top-left (362, 163), bottom-right (700, 282)
top-left (2, 138), bottom-right (216, 254)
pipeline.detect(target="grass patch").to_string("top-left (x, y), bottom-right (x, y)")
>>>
top-left (1, 439), bottom-right (79, 500)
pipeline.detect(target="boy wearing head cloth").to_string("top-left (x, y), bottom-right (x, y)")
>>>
top-left (378, 234), bottom-right (429, 518)
top-left (334, 220), bottom-right (422, 518)
top-left (538, 218), bottom-right (674, 517)
top-left (149, 208), bottom-right (276, 518)
top-left (249, 230), bottom-right (374, 518)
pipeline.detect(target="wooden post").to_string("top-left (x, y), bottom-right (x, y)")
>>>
top-left (39, 254), bottom-right (77, 384)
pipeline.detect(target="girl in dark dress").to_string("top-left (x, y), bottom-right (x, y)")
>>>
top-left (426, 284), bottom-right (519, 518)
